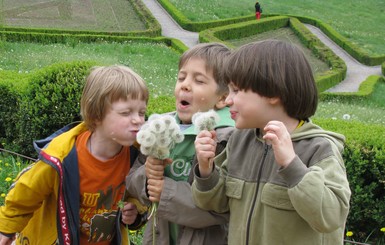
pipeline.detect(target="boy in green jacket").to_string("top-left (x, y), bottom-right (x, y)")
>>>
top-left (192, 40), bottom-right (351, 244)
top-left (126, 43), bottom-right (234, 245)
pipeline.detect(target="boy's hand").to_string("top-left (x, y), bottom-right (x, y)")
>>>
top-left (145, 156), bottom-right (172, 180)
top-left (147, 178), bottom-right (164, 202)
top-left (263, 120), bottom-right (295, 168)
top-left (194, 130), bottom-right (217, 177)
top-left (121, 202), bottom-right (139, 225)
top-left (0, 233), bottom-right (15, 245)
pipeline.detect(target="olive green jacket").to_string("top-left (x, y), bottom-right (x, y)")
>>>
top-left (192, 120), bottom-right (351, 245)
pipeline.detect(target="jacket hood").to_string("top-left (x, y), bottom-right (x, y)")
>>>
top-left (33, 122), bottom-right (88, 162)
top-left (291, 119), bottom-right (345, 154)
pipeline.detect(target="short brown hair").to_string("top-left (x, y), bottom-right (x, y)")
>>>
top-left (80, 65), bottom-right (149, 131)
top-left (225, 39), bottom-right (318, 120)
top-left (179, 42), bottom-right (231, 96)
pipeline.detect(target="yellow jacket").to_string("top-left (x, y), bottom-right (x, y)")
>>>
top-left (0, 122), bottom-right (146, 244)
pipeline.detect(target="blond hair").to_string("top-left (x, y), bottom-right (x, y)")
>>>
top-left (80, 65), bottom-right (149, 131)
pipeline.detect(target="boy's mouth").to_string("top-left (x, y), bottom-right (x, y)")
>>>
top-left (181, 100), bottom-right (190, 106)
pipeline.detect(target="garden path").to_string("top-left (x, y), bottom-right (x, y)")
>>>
top-left (142, 0), bottom-right (383, 93)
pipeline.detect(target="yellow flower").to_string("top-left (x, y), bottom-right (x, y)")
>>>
top-left (1, 193), bottom-right (5, 197)
top-left (5, 177), bottom-right (12, 182)
top-left (346, 231), bottom-right (353, 237)
top-left (381, 227), bottom-right (385, 232)
top-left (16, 162), bottom-right (21, 166)
top-left (5, 163), bottom-right (9, 167)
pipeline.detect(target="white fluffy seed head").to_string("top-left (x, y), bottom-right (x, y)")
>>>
top-left (192, 109), bottom-right (220, 132)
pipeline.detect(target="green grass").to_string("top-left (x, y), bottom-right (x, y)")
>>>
top-left (167, 0), bottom-right (385, 56)
top-left (0, 0), bottom-right (146, 32)
top-left (0, 153), bottom-right (33, 205)
top-left (315, 81), bottom-right (385, 126)
top-left (228, 27), bottom-right (330, 74)
top-left (0, 40), bottom-right (180, 96)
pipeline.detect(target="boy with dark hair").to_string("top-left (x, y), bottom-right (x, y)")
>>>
top-left (126, 43), bottom-right (234, 245)
top-left (193, 40), bottom-right (351, 244)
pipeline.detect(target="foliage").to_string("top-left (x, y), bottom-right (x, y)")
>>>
top-left (315, 119), bottom-right (385, 243)
top-left (0, 153), bottom-right (33, 206)
top-left (10, 61), bottom-right (96, 156)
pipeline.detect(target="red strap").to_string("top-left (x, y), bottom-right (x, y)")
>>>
top-left (41, 152), bottom-right (71, 245)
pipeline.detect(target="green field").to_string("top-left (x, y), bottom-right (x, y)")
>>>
top-left (167, 0), bottom-right (385, 56)
top-left (0, 40), bottom-right (180, 96)
top-left (228, 27), bottom-right (330, 74)
top-left (0, 0), bottom-right (146, 32)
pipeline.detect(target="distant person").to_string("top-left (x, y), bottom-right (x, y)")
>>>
top-left (192, 40), bottom-right (351, 244)
top-left (0, 65), bottom-right (149, 245)
top-left (255, 1), bottom-right (262, 20)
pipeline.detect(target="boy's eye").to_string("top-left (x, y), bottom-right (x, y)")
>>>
top-left (229, 86), bottom-right (239, 93)
top-left (120, 111), bottom-right (130, 116)
top-left (139, 111), bottom-right (146, 117)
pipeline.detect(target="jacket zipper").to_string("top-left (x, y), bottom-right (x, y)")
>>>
top-left (245, 144), bottom-right (270, 245)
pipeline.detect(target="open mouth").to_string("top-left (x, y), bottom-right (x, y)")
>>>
top-left (181, 100), bottom-right (190, 106)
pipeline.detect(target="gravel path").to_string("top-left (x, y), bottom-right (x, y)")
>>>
top-left (142, 0), bottom-right (383, 92)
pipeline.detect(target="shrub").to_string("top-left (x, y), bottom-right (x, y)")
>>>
top-left (315, 118), bottom-right (385, 242)
top-left (13, 61), bottom-right (96, 157)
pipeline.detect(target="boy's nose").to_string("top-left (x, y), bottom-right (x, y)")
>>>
top-left (225, 95), bottom-right (233, 105)
top-left (132, 114), bottom-right (143, 124)
top-left (181, 81), bottom-right (191, 91)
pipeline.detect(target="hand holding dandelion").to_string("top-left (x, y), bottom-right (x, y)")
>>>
top-left (192, 110), bottom-right (220, 171)
top-left (136, 114), bottom-right (184, 242)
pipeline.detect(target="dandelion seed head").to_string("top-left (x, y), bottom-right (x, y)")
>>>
top-left (137, 114), bottom-right (183, 159)
top-left (140, 145), bottom-right (153, 156)
top-left (149, 119), bottom-right (166, 134)
top-left (192, 110), bottom-right (220, 132)
top-left (148, 114), bottom-right (161, 122)
top-left (342, 114), bottom-right (351, 120)
top-left (156, 136), bottom-right (172, 148)
top-left (172, 131), bottom-right (184, 143)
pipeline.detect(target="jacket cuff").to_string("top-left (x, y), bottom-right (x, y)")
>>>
top-left (193, 164), bottom-right (220, 192)
top-left (125, 212), bottom-right (148, 230)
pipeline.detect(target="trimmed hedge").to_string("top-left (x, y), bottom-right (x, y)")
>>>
top-left (156, 0), bottom-right (385, 65)
top-left (1, 61), bottom-right (97, 156)
top-left (315, 118), bottom-right (385, 242)
top-left (199, 16), bottom-right (346, 92)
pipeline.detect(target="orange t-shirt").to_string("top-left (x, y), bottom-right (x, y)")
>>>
top-left (76, 131), bottom-right (130, 244)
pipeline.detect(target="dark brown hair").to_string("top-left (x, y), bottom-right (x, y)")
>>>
top-left (179, 42), bottom-right (231, 96)
top-left (225, 39), bottom-right (318, 120)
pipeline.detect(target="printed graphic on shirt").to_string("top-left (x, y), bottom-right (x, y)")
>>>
top-left (79, 183), bottom-right (124, 242)
top-left (164, 155), bottom-right (193, 182)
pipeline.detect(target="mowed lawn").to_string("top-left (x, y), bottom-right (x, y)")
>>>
top-left (1, 0), bottom-right (146, 32)
top-left (167, 0), bottom-right (385, 56)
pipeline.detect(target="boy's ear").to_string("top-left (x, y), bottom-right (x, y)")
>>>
top-left (268, 97), bottom-right (281, 105)
top-left (215, 93), bottom-right (228, 110)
